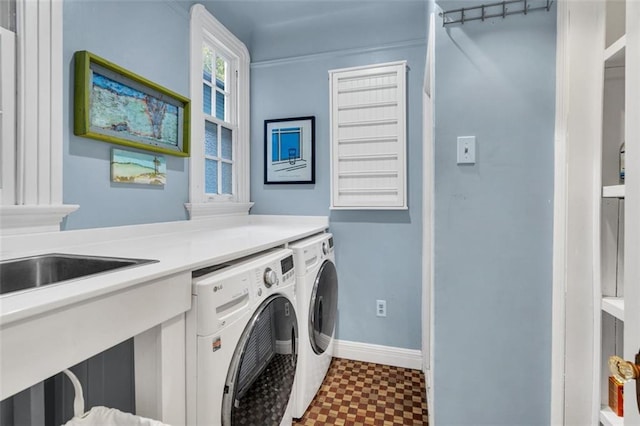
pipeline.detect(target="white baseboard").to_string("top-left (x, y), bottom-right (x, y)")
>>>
top-left (333, 339), bottom-right (422, 370)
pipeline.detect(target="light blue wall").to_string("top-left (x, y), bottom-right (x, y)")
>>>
top-left (62, 0), bottom-right (190, 230)
top-left (432, 8), bottom-right (555, 425)
top-left (57, 2), bottom-right (557, 423)
top-left (249, 5), bottom-right (427, 350)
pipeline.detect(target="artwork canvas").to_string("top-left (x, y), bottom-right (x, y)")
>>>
top-left (91, 72), bottom-right (180, 147)
top-left (264, 117), bottom-right (315, 184)
top-left (74, 51), bottom-right (190, 157)
top-left (111, 148), bottom-right (166, 186)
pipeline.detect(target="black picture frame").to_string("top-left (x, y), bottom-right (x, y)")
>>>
top-left (264, 116), bottom-right (316, 184)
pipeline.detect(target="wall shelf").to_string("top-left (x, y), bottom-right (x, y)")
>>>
top-left (603, 185), bottom-right (625, 198)
top-left (602, 296), bottom-right (625, 321)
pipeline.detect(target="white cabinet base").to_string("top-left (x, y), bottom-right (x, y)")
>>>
top-left (134, 314), bottom-right (187, 425)
top-left (0, 272), bottom-right (191, 402)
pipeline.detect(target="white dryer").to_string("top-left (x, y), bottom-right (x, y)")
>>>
top-left (289, 233), bottom-right (338, 419)
top-left (186, 249), bottom-right (298, 426)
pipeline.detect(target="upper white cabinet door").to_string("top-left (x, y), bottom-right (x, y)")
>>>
top-left (329, 61), bottom-right (407, 210)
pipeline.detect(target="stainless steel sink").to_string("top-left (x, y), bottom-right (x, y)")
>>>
top-left (0, 253), bottom-right (158, 295)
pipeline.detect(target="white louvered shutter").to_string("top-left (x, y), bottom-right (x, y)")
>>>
top-left (329, 61), bottom-right (407, 210)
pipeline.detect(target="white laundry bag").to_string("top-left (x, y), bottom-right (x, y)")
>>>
top-left (61, 369), bottom-right (170, 426)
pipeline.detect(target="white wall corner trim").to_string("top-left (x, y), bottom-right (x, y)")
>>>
top-left (0, 205), bottom-right (79, 235)
top-left (423, 13), bottom-right (436, 426)
top-left (0, 0), bottom-right (78, 235)
top-left (184, 202), bottom-right (254, 219)
top-left (333, 340), bottom-right (422, 370)
top-left (551, 1), bottom-right (569, 424)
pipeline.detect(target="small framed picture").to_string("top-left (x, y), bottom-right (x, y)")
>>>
top-left (111, 148), bottom-right (166, 186)
top-left (264, 116), bottom-right (315, 184)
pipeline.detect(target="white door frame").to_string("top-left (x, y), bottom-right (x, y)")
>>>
top-left (550, 2), bottom-right (568, 423)
top-left (551, 1), bottom-right (608, 424)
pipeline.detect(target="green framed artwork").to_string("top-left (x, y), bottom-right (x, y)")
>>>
top-left (74, 50), bottom-right (191, 157)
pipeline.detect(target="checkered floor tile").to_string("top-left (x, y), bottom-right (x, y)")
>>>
top-left (293, 358), bottom-right (428, 425)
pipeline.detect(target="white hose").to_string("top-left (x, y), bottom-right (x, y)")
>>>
top-left (62, 369), bottom-right (85, 418)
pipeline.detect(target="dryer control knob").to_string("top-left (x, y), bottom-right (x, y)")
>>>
top-left (263, 268), bottom-right (278, 288)
top-left (322, 241), bottom-right (329, 255)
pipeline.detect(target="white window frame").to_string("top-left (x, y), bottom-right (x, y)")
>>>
top-left (0, 0), bottom-right (78, 235)
top-left (186, 4), bottom-right (252, 219)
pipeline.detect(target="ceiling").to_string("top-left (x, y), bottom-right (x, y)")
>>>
top-left (176, 0), bottom-right (428, 60)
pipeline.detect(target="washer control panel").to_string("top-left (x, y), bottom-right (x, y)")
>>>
top-left (193, 248), bottom-right (295, 335)
top-left (252, 252), bottom-right (296, 302)
top-left (321, 241), bottom-right (329, 255)
top-left (281, 255), bottom-right (295, 281)
top-left (263, 268), bottom-right (278, 288)
top-left (259, 254), bottom-right (295, 289)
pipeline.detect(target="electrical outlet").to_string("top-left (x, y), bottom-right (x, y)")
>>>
top-left (376, 300), bottom-right (387, 317)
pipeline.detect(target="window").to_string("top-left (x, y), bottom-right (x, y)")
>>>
top-left (187, 4), bottom-right (251, 218)
top-left (202, 45), bottom-right (234, 197)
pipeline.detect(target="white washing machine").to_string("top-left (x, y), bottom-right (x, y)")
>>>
top-left (289, 233), bottom-right (338, 419)
top-left (186, 248), bottom-right (298, 426)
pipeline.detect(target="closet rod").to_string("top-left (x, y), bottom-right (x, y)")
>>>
top-left (440, 0), bottom-right (553, 26)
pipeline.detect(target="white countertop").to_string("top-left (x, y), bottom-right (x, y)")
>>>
top-left (0, 214), bottom-right (328, 326)
top-left (0, 214), bottom-right (328, 400)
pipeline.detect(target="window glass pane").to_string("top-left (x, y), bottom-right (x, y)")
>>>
top-left (221, 126), bottom-right (232, 160)
top-left (205, 159), bottom-right (218, 194)
top-left (216, 56), bottom-right (227, 91)
top-left (221, 162), bottom-right (232, 195)
top-left (215, 91), bottom-right (225, 121)
top-left (203, 84), bottom-right (212, 115)
top-left (205, 121), bottom-right (218, 157)
top-left (202, 45), bottom-right (213, 83)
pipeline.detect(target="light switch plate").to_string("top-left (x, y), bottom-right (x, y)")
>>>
top-left (457, 136), bottom-right (476, 164)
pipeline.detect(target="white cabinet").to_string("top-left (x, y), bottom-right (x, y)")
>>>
top-left (329, 61), bottom-right (407, 210)
top-left (0, 272), bottom-right (191, 402)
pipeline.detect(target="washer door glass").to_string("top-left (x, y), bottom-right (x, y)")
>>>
top-left (309, 260), bottom-right (338, 355)
top-left (222, 294), bottom-right (298, 426)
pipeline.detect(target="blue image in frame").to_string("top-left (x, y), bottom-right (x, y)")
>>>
top-left (272, 127), bottom-right (302, 163)
top-left (264, 117), bottom-right (315, 184)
